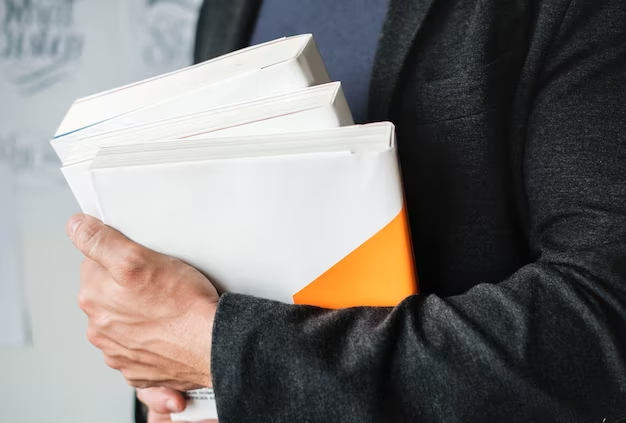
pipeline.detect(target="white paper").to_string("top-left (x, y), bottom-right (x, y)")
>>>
top-left (0, 163), bottom-right (28, 347)
top-left (171, 388), bottom-right (218, 422)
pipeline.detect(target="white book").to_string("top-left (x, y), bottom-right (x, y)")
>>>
top-left (61, 82), bottom-right (353, 218)
top-left (90, 125), bottom-right (417, 422)
top-left (90, 123), bottom-right (416, 308)
top-left (54, 34), bottom-right (329, 139)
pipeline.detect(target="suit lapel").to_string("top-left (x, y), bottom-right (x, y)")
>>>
top-left (368, 0), bottom-right (436, 121)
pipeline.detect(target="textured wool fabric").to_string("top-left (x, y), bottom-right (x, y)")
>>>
top-left (249, 0), bottom-right (390, 123)
top-left (197, 0), bottom-right (626, 421)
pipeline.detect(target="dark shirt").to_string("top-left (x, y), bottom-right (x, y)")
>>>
top-left (250, 0), bottom-right (390, 123)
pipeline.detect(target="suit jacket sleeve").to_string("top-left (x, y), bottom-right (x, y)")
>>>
top-left (210, 1), bottom-right (626, 421)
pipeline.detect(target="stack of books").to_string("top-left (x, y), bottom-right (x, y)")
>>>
top-left (53, 35), bottom-right (418, 422)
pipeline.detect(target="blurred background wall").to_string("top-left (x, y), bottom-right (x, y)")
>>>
top-left (0, 0), bottom-right (202, 421)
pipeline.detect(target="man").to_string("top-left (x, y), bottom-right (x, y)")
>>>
top-left (68, 0), bottom-right (626, 421)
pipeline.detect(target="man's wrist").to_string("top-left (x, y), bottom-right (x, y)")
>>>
top-left (192, 299), bottom-right (218, 388)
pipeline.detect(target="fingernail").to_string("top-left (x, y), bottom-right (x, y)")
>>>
top-left (68, 214), bottom-right (86, 237)
top-left (167, 399), bottom-right (182, 413)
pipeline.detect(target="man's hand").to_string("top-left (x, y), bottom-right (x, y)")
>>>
top-left (137, 388), bottom-right (216, 423)
top-left (67, 213), bottom-right (219, 392)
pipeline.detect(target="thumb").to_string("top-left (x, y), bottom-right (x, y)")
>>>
top-left (67, 214), bottom-right (157, 282)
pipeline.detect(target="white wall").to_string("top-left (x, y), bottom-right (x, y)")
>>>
top-left (0, 187), bottom-right (135, 422)
top-left (0, 0), bottom-right (202, 421)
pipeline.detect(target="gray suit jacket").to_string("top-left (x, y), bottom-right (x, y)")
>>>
top-left (195, 0), bottom-right (626, 421)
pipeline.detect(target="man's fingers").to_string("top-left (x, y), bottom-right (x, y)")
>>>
top-left (67, 214), bottom-right (157, 283)
top-left (68, 214), bottom-right (130, 268)
top-left (137, 387), bottom-right (186, 414)
top-left (139, 388), bottom-right (217, 422)
top-left (147, 410), bottom-right (176, 423)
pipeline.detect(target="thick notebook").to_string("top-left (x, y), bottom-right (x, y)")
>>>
top-left (90, 123), bottom-right (416, 309)
top-left (54, 34), bottom-right (329, 141)
top-left (62, 82), bottom-right (352, 218)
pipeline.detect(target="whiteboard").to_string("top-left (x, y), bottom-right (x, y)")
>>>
top-left (0, 0), bottom-right (202, 421)
top-left (0, 163), bottom-right (27, 347)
